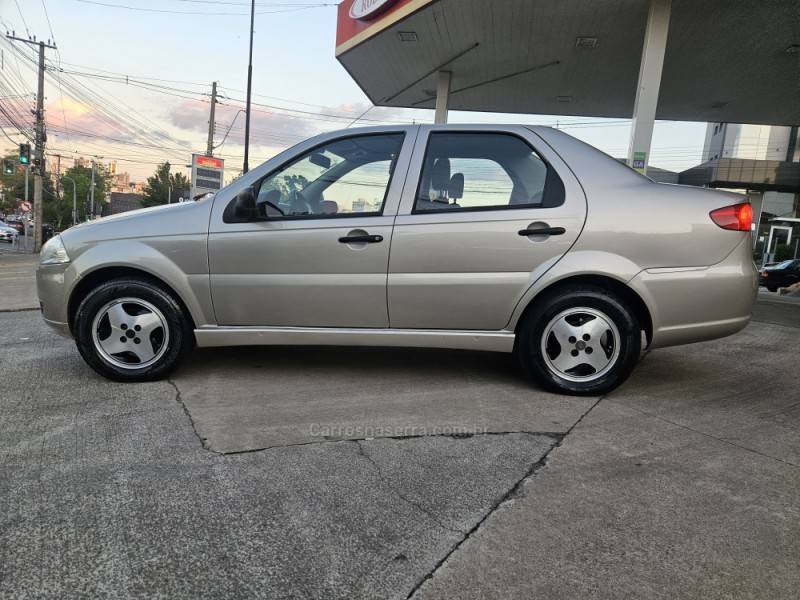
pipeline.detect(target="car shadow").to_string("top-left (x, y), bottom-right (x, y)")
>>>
top-left (181, 344), bottom-right (524, 386)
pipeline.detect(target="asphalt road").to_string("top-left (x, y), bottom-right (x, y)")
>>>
top-left (1, 264), bottom-right (798, 598)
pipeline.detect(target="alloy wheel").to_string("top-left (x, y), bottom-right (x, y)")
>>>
top-left (91, 298), bottom-right (169, 370)
top-left (541, 307), bottom-right (621, 382)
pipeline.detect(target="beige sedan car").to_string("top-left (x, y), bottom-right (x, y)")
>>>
top-left (37, 125), bottom-right (758, 395)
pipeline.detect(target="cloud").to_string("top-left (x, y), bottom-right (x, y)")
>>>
top-left (169, 99), bottom-right (423, 155)
top-left (45, 96), bottom-right (135, 141)
top-left (170, 99), bottom-right (318, 151)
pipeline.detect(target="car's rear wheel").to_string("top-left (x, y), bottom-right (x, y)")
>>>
top-left (73, 278), bottom-right (193, 381)
top-left (517, 285), bottom-right (641, 396)
top-left (767, 286), bottom-right (778, 292)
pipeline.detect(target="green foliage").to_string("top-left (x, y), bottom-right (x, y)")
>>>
top-left (0, 151), bottom-right (110, 229)
top-left (274, 174), bottom-right (309, 198)
top-left (773, 243), bottom-right (798, 262)
top-left (0, 153), bottom-right (26, 215)
top-left (142, 162), bottom-right (190, 208)
top-left (50, 165), bottom-right (107, 229)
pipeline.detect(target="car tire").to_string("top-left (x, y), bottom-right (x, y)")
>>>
top-left (767, 286), bottom-right (778, 293)
top-left (517, 285), bottom-right (642, 396)
top-left (73, 278), bottom-right (194, 381)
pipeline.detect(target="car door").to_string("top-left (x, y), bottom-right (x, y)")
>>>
top-left (208, 128), bottom-right (415, 327)
top-left (787, 260), bottom-right (800, 285)
top-left (388, 125), bottom-right (586, 331)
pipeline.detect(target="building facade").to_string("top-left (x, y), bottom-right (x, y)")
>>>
top-left (696, 124), bottom-right (800, 264)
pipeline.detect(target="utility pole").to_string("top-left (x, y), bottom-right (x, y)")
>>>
top-left (206, 81), bottom-right (217, 157)
top-left (23, 165), bottom-right (28, 250)
top-left (243, 0), bottom-right (255, 174)
top-left (90, 159), bottom-right (96, 218)
top-left (55, 154), bottom-right (61, 197)
top-left (6, 33), bottom-right (57, 252)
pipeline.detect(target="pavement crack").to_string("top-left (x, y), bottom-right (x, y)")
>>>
top-left (355, 440), bottom-right (464, 535)
top-left (218, 430), bottom-right (564, 456)
top-left (609, 401), bottom-right (799, 469)
top-left (166, 379), bottom-right (219, 454)
top-left (405, 395), bottom-right (605, 599)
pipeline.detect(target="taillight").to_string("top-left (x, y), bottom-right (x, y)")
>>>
top-left (710, 202), bottom-right (753, 231)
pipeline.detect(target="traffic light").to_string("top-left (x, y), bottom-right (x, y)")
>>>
top-left (2, 159), bottom-right (13, 176)
top-left (18, 143), bottom-right (30, 165)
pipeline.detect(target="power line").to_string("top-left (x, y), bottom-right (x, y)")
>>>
top-left (39, 0), bottom-right (57, 45)
top-left (12, 0), bottom-right (31, 37)
top-left (74, 0), bottom-right (336, 16)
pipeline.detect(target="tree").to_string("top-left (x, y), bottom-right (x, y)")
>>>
top-left (48, 165), bottom-right (108, 229)
top-left (0, 153), bottom-right (27, 216)
top-left (1, 151), bottom-right (108, 230)
top-left (1, 152), bottom-right (58, 224)
top-left (142, 162), bottom-right (190, 207)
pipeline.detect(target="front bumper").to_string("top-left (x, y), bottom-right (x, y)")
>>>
top-left (37, 263), bottom-right (73, 339)
top-left (629, 236), bottom-right (758, 349)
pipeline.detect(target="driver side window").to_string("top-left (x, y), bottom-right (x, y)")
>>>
top-left (255, 133), bottom-right (404, 219)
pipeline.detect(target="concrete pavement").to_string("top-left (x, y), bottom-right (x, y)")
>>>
top-left (414, 320), bottom-right (800, 599)
top-left (0, 253), bottom-right (38, 311)
top-left (176, 346), bottom-right (594, 453)
top-left (0, 277), bottom-right (797, 598)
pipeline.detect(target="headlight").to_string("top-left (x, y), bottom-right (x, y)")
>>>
top-left (40, 235), bottom-right (70, 265)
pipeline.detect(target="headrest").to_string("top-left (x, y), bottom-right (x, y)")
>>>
top-left (320, 200), bottom-right (338, 214)
top-left (448, 173), bottom-right (464, 199)
top-left (431, 158), bottom-right (451, 190)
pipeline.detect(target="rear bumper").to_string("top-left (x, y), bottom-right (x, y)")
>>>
top-left (630, 237), bottom-right (758, 349)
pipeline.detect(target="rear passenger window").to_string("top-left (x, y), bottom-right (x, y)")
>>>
top-left (414, 132), bottom-right (564, 213)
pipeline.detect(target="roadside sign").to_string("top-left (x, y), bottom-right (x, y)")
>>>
top-left (191, 154), bottom-right (224, 199)
top-left (632, 151), bottom-right (647, 173)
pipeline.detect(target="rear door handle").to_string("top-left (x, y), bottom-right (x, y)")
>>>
top-left (518, 227), bottom-right (566, 237)
top-left (338, 234), bottom-right (384, 244)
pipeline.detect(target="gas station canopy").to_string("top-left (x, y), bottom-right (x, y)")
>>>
top-left (336, 0), bottom-right (800, 126)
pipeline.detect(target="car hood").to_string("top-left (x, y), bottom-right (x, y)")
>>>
top-left (60, 199), bottom-right (213, 248)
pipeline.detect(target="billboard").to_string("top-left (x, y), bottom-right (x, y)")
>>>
top-left (336, 0), bottom-right (434, 55)
top-left (191, 154), bottom-right (224, 199)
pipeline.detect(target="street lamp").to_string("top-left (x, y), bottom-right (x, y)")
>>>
top-left (61, 175), bottom-right (77, 226)
top-left (243, 0), bottom-right (255, 174)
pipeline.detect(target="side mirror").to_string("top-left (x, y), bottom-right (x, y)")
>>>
top-left (233, 186), bottom-right (257, 220)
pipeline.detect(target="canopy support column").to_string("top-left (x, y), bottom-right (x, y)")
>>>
top-left (434, 70), bottom-right (451, 124)
top-left (627, 0), bottom-right (671, 174)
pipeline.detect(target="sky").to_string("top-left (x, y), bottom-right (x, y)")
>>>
top-left (0, 0), bottom-right (709, 183)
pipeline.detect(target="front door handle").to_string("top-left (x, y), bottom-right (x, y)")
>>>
top-left (338, 234), bottom-right (384, 244)
top-left (518, 227), bottom-right (566, 237)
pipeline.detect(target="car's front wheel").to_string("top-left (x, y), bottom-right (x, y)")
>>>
top-left (73, 278), bottom-right (193, 381)
top-left (517, 285), bottom-right (642, 396)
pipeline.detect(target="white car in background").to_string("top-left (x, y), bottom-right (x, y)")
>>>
top-left (0, 221), bottom-right (19, 243)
